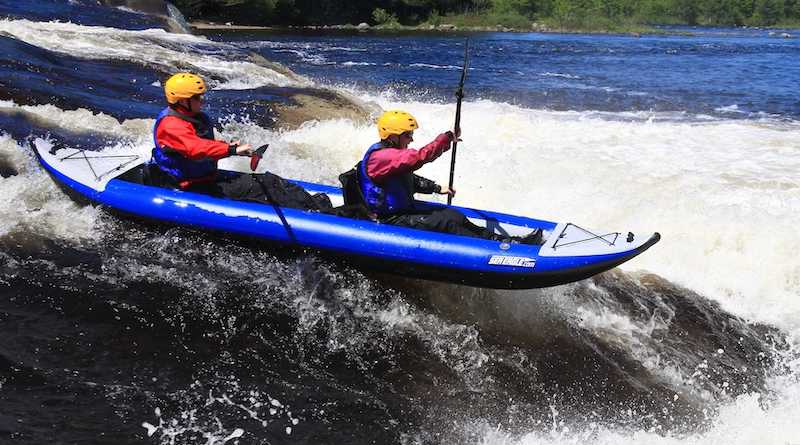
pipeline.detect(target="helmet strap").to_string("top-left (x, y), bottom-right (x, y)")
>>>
top-left (172, 99), bottom-right (193, 114)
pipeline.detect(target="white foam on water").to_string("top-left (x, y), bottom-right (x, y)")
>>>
top-left (3, 16), bottom-right (798, 437)
top-left (209, 115), bottom-right (375, 187)
top-left (0, 133), bottom-right (99, 241)
top-left (0, 18), bottom-right (307, 89)
top-left (239, 40), bottom-right (334, 65)
top-left (476, 333), bottom-right (800, 445)
top-left (0, 100), bottom-right (155, 241)
top-left (540, 72), bottom-right (581, 79)
top-left (284, 95), bottom-right (800, 330)
top-left (269, 94), bottom-right (800, 443)
top-left (409, 62), bottom-right (462, 70)
top-left (249, 94), bottom-right (800, 329)
top-left (476, 346), bottom-right (800, 445)
top-left (327, 46), bottom-right (368, 52)
top-left (8, 85), bottom-right (795, 363)
top-left (272, 48), bottom-right (330, 65)
top-left (716, 104), bottom-right (743, 114)
top-left (0, 100), bottom-right (153, 140)
top-left (342, 61), bottom-right (377, 66)
top-left (294, 95), bottom-right (797, 445)
top-left (140, 384), bottom-right (297, 444)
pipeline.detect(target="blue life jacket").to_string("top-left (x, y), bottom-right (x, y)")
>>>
top-left (151, 107), bottom-right (218, 182)
top-left (359, 142), bottom-right (415, 216)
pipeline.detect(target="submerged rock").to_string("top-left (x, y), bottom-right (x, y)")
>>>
top-left (243, 53), bottom-right (379, 129)
top-left (271, 89), bottom-right (379, 130)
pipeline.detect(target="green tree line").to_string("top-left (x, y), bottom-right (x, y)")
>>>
top-left (172, 0), bottom-right (800, 29)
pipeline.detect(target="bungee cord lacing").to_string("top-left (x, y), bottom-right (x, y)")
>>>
top-left (552, 223), bottom-right (620, 250)
top-left (52, 146), bottom-right (140, 182)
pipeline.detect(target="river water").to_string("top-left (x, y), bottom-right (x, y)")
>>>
top-left (1, 1), bottom-right (799, 444)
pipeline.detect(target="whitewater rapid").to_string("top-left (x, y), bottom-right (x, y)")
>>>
top-left (0, 18), bottom-right (307, 89)
top-left (280, 102), bottom-right (800, 445)
top-left (3, 97), bottom-right (799, 441)
top-left (276, 96), bottom-right (800, 329)
top-left (8, 94), bottom-right (798, 331)
top-left (1, 15), bottom-right (799, 444)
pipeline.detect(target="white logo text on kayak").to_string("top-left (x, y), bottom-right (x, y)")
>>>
top-left (488, 255), bottom-right (536, 268)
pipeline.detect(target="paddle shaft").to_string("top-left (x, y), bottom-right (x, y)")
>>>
top-left (248, 143), bottom-right (297, 244)
top-left (447, 39), bottom-right (469, 205)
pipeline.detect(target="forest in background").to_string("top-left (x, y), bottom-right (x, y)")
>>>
top-left (172, 0), bottom-right (800, 31)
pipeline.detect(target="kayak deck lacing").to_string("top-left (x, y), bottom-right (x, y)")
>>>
top-left (552, 223), bottom-right (619, 250)
top-left (59, 149), bottom-right (140, 182)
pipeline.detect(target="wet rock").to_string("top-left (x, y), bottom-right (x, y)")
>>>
top-left (246, 52), bottom-right (308, 85)
top-left (439, 24), bottom-right (457, 31)
top-left (0, 157), bottom-right (18, 178)
top-left (270, 89), bottom-right (379, 130)
top-left (207, 83), bottom-right (378, 131)
top-left (239, 53), bottom-right (379, 129)
top-left (357, 22), bottom-right (370, 31)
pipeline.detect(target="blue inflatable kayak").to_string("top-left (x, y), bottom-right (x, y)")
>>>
top-left (33, 141), bottom-right (660, 289)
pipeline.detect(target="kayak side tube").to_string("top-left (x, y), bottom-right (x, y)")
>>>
top-left (36, 149), bottom-right (659, 289)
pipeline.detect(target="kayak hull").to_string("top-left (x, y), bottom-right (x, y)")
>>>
top-left (34, 143), bottom-right (660, 289)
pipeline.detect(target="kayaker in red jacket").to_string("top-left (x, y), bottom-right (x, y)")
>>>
top-left (149, 72), bottom-right (331, 211)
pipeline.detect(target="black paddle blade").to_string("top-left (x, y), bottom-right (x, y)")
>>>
top-left (254, 143), bottom-right (270, 157)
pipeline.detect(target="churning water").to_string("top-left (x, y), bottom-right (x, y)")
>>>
top-left (1, 1), bottom-right (799, 444)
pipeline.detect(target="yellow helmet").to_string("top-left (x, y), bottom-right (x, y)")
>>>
top-left (164, 72), bottom-right (207, 104)
top-left (377, 110), bottom-right (419, 140)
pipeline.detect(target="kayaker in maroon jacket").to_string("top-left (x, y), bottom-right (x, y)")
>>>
top-left (359, 110), bottom-right (543, 244)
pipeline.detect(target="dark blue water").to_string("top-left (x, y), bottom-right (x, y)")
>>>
top-left (1, 2), bottom-right (797, 444)
top-left (210, 28), bottom-right (800, 120)
top-left (0, 0), bottom-right (165, 29)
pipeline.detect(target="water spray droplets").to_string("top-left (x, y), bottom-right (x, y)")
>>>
top-left (140, 381), bottom-right (300, 443)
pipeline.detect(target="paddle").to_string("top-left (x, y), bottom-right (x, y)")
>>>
top-left (248, 143), bottom-right (297, 244)
top-left (249, 143), bottom-right (270, 171)
top-left (446, 38), bottom-right (470, 206)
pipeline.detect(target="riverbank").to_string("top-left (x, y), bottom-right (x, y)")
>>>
top-left (191, 20), bottom-right (659, 37)
top-left (190, 20), bottom-right (800, 39)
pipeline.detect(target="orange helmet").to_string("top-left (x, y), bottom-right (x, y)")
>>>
top-left (164, 72), bottom-right (206, 104)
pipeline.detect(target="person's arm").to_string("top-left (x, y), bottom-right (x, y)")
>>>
top-left (156, 116), bottom-right (233, 161)
top-left (412, 174), bottom-right (440, 194)
top-left (366, 132), bottom-right (454, 182)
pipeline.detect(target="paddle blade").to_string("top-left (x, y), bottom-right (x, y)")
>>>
top-left (249, 143), bottom-right (269, 171)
